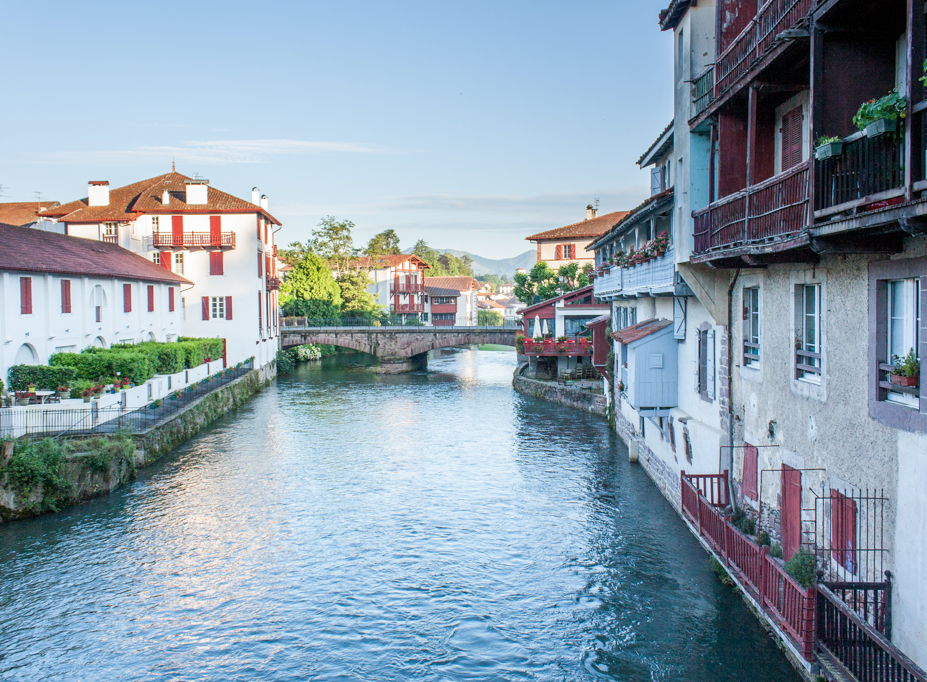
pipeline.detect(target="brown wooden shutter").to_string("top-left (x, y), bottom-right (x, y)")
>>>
top-left (20, 277), bottom-right (32, 314)
top-left (168, 287), bottom-right (175, 312)
top-left (781, 106), bottom-right (803, 171)
top-left (258, 291), bottom-right (262, 329)
top-left (210, 215), bottom-right (221, 246)
top-left (698, 329), bottom-right (707, 394)
top-left (123, 283), bottom-right (132, 312)
top-left (743, 444), bottom-right (758, 500)
top-left (202, 296), bottom-right (210, 320)
top-left (226, 296), bottom-right (233, 320)
top-left (537, 244), bottom-right (542, 261)
top-left (147, 285), bottom-right (154, 312)
top-left (781, 465), bottom-right (802, 560)
top-left (61, 279), bottom-right (72, 314)
top-left (258, 251), bottom-right (263, 276)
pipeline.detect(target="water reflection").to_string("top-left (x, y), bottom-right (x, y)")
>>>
top-left (0, 350), bottom-right (797, 681)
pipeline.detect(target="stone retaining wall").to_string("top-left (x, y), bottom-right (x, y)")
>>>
top-left (512, 375), bottom-right (607, 416)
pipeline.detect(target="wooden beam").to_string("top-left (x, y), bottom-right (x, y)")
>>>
top-left (747, 85), bottom-right (758, 187)
top-left (810, 25), bottom-right (824, 221)
top-left (906, 0), bottom-right (925, 200)
top-left (810, 234), bottom-right (905, 254)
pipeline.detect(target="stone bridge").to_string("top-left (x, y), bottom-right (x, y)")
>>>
top-left (279, 325), bottom-right (519, 372)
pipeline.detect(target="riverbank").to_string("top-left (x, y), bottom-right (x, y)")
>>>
top-left (512, 366), bottom-right (607, 416)
top-left (0, 361), bottom-right (276, 522)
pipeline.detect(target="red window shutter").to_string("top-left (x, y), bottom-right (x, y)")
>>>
top-left (257, 219), bottom-right (262, 239)
top-left (226, 296), bottom-right (233, 320)
top-left (172, 215), bottom-right (183, 245)
top-left (159, 254), bottom-right (172, 271)
top-left (168, 287), bottom-right (175, 312)
top-left (123, 283), bottom-right (132, 312)
top-left (831, 491), bottom-right (857, 572)
top-left (20, 277), bottom-right (32, 314)
top-left (61, 279), bottom-right (72, 314)
top-left (266, 255), bottom-right (271, 279)
top-left (258, 291), bottom-right (262, 329)
top-left (537, 244), bottom-right (542, 261)
top-left (202, 296), bottom-right (210, 320)
top-left (210, 215), bottom-right (221, 246)
top-left (147, 285), bottom-right (155, 312)
top-left (556, 244), bottom-right (563, 260)
top-left (258, 251), bottom-right (263, 276)
top-left (742, 444), bottom-right (758, 501)
top-left (264, 223), bottom-right (269, 243)
top-left (210, 252), bottom-right (224, 276)
top-left (781, 106), bottom-right (804, 171)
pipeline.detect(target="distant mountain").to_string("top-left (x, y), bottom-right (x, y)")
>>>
top-left (402, 247), bottom-right (536, 277)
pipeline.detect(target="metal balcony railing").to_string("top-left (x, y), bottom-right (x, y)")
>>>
top-left (152, 231), bottom-right (236, 248)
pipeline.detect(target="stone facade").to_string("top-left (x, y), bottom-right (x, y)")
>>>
top-left (512, 374), bottom-right (607, 416)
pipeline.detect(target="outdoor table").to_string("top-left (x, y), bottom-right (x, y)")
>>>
top-left (34, 391), bottom-right (55, 404)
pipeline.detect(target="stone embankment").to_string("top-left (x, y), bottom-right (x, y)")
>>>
top-left (0, 362), bottom-right (275, 522)
top-left (512, 369), bottom-right (607, 417)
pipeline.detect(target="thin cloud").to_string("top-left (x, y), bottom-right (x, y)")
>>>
top-left (32, 139), bottom-right (392, 165)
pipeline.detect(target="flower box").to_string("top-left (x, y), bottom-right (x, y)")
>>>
top-left (864, 118), bottom-right (897, 138)
top-left (814, 141), bottom-right (843, 160)
top-left (890, 373), bottom-right (919, 387)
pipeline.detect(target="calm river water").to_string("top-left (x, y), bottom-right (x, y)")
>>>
top-left (0, 350), bottom-right (798, 681)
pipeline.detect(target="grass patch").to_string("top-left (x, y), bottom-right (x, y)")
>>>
top-left (478, 344), bottom-right (515, 351)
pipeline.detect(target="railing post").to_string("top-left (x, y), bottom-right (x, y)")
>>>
top-left (758, 546), bottom-right (768, 609)
top-left (803, 583), bottom-right (817, 662)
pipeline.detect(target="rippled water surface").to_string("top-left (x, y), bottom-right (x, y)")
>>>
top-left (0, 350), bottom-right (798, 681)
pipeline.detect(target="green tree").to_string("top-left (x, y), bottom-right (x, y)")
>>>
top-left (280, 252), bottom-right (343, 318)
top-left (278, 241), bottom-right (309, 267)
top-left (337, 270), bottom-right (382, 319)
top-left (413, 240), bottom-right (474, 277)
top-left (310, 216), bottom-right (358, 272)
top-left (365, 229), bottom-right (401, 256)
top-left (478, 310), bottom-right (503, 326)
top-left (514, 261), bottom-right (559, 304)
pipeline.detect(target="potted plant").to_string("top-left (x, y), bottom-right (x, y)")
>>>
top-left (26, 383), bottom-right (36, 395)
top-left (853, 90), bottom-right (906, 137)
top-left (653, 231), bottom-right (670, 255)
top-left (149, 398), bottom-right (163, 409)
top-left (81, 389), bottom-right (94, 403)
top-left (57, 385), bottom-right (70, 400)
top-left (814, 135), bottom-right (843, 160)
top-left (617, 381), bottom-right (625, 393)
top-left (15, 391), bottom-right (31, 406)
top-left (170, 391), bottom-right (182, 401)
top-left (890, 348), bottom-right (920, 387)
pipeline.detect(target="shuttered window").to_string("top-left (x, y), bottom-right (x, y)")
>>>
top-left (147, 285), bottom-right (155, 312)
top-left (123, 283), bottom-right (132, 312)
top-left (168, 287), bottom-right (175, 312)
top-left (831, 490), bottom-right (857, 573)
top-left (257, 291), bottom-right (263, 329)
top-left (781, 106), bottom-right (804, 172)
top-left (258, 251), bottom-right (263, 277)
top-left (696, 326), bottom-right (715, 400)
top-left (210, 215), bottom-right (222, 246)
top-left (20, 277), bottom-right (32, 314)
top-left (61, 279), bottom-right (72, 314)
top-left (744, 287), bottom-right (760, 365)
top-left (226, 296), bottom-right (233, 320)
top-left (743, 444), bottom-right (758, 501)
top-left (555, 244), bottom-right (563, 260)
top-left (209, 252), bottom-right (224, 276)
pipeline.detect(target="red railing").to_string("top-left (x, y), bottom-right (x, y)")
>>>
top-left (391, 280), bottom-right (425, 294)
top-left (391, 303), bottom-right (425, 314)
top-left (714, 0), bottom-right (815, 99)
top-left (522, 340), bottom-right (593, 357)
top-left (152, 232), bottom-right (236, 248)
top-left (692, 161), bottom-right (809, 255)
top-left (265, 276), bottom-right (281, 292)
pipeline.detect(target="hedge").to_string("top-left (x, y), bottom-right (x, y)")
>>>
top-left (179, 337), bottom-right (224, 362)
top-left (8, 365), bottom-right (77, 392)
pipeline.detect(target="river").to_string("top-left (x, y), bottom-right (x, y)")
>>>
top-left (0, 349), bottom-right (798, 681)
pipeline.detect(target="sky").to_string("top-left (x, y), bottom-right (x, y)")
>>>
top-left (0, 1), bottom-right (674, 259)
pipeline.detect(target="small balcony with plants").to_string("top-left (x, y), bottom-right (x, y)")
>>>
top-left (592, 232), bottom-right (674, 300)
top-left (519, 335), bottom-right (592, 358)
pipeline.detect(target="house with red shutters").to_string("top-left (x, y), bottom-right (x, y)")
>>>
top-left (526, 206), bottom-right (630, 271)
top-left (348, 254), bottom-right (431, 322)
top-left (0, 222), bottom-right (189, 384)
top-left (423, 276), bottom-right (478, 326)
top-left (40, 172), bottom-right (282, 369)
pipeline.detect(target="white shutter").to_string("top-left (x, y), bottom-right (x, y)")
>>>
top-left (706, 328), bottom-right (716, 399)
top-left (673, 297), bottom-right (687, 340)
top-left (693, 339), bottom-right (701, 393)
top-left (651, 167), bottom-right (663, 195)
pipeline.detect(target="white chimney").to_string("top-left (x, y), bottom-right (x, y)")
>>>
top-left (185, 179), bottom-right (209, 205)
top-left (586, 204), bottom-right (597, 220)
top-left (260, 194), bottom-right (268, 211)
top-left (88, 181), bottom-right (110, 207)
top-left (252, 187), bottom-right (261, 205)
top-left (162, 190), bottom-right (170, 205)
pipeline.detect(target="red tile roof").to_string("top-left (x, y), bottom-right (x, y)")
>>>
top-left (45, 172), bottom-right (281, 225)
top-left (0, 223), bottom-right (191, 285)
top-left (526, 211), bottom-right (631, 242)
top-left (0, 202), bottom-right (60, 226)
top-left (424, 276), bottom-right (477, 292)
top-left (520, 284), bottom-right (595, 315)
top-left (611, 319), bottom-right (672, 345)
top-left (350, 254), bottom-right (431, 270)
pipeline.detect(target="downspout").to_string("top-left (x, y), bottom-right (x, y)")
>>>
top-left (726, 268), bottom-right (740, 511)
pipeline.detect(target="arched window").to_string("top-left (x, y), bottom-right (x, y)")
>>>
top-left (14, 343), bottom-right (38, 366)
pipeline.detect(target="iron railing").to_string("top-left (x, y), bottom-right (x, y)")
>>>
top-left (152, 231), bottom-right (236, 248)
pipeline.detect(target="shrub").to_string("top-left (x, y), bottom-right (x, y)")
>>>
top-left (7, 365), bottom-right (77, 392)
top-left (3, 439), bottom-right (72, 511)
top-left (276, 349), bottom-right (296, 375)
top-left (49, 351), bottom-right (151, 385)
top-left (731, 507), bottom-right (757, 535)
top-left (770, 544), bottom-right (783, 559)
top-left (69, 379), bottom-right (95, 399)
top-left (784, 548), bottom-right (816, 588)
top-left (757, 530), bottom-right (771, 547)
top-left (176, 341), bottom-right (205, 369)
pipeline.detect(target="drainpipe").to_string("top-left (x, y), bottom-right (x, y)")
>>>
top-left (726, 268), bottom-right (740, 511)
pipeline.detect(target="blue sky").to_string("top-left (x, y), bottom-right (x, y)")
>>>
top-left (0, 1), bottom-right (674, 258)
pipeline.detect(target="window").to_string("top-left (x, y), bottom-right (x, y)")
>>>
top-left (152, 252), bottom-right (160, 265)
top-left (258, 250), bottom-right (263, 277)
top-left (103, 222), bottom-right (118, 235)
top-left (744, 287), bottom-right (760, 366)
top-left (147, 285), bottom-right (155, 312)
top-left (433, 296), bottom-right (455, 305)
top-left (20, 276), bottom-right (32, 314)
top-left (123, 283), bottom-right (132, 312)
top-left (61, 279), bottom-right (72, 314)
top-left (174, 252), bottom-right (184, 275)
top-left (796, 284), bottom-right (822, 381)
top-left (211, 296), bottom-right (225, 319)
top-left (884, 278), bottom-right (920, 408)
top-left (152, 216), bottom-right (159, 230)
top-left (781, 105), bottom-right (804, 172)
top-left (696, 324), bottom-right (715, 400)
top-left (433, 313), bottom-right (455, 321)
top-left (563, 244), bottom-right (574, 259)
top-left (831, 490), bottom-right (857, 573)
top-left (209, 252), bottom-right (224, 276)
top-left (168, 287), bottom-right (175, 312)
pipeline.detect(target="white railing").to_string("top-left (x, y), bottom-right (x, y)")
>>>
top-left (594, 247), bottom-right (675, 300)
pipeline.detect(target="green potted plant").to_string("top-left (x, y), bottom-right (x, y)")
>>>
top-left (814, 135), bottom-right (843, 160)
top-left (81, 389), bottom-right (94, 403)
top-left (853, 90), bottom-right (906, 137)
top-left (26, 383), bottom-right (36, 395)
top-left (149, 398), bottom-right (163, 409)
top-left (890, 348), bottom-right (920, 387)
top-left (15, 391), bottom-right (31, 406)
top-left (57, 385), bottom-right (70, 400)
top-left (653, 231), bottom-right (670, 255)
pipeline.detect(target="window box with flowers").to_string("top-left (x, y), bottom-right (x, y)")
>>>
top-left (853, 90), bottom-right (906, 138)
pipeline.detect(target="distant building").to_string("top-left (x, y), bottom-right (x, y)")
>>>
top-left (526, 206), bottom-right (630, 270)
top-left (423, 276), bottom-right (478, 326)
top-left (424, 284), bottom-right (460, 326)
top-left (349, 254), bottom-right (430, 323)
top-left (0, 223), bottom-right (189, 383)
top-left (0, 202), bottom-right (61, 230)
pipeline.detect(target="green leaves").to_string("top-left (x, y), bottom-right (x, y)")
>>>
top-left (280, 252), bottom-right (343, 319)
top-left (853, 90), bottom-right (907, 130)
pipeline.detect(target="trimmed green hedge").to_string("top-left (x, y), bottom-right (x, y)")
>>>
top-left (7, 365), bottom-right (77, 392)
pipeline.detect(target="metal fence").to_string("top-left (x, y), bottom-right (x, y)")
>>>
top-left (0, 359), bottom-right (254, 440)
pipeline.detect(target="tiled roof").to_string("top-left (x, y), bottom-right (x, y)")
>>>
top-left (350, 254), bottom-right (430, 270)
top-left (611, 318), bottom-right (672, 345)
top-left (426, 286), bottom-right (460, 297)
top-left (659, 0), bottom-right (692, 30)
top-left (424, 276), bottom-right (477, 292)
top-left (521, 284), bottom-right (595, 315)
top-left (526, 211), bottom-right (631, 242)
top-left (45, 172), bottom-right (281, 225)
top-left (478, 299), bottom-right (506, 310)
top-left (0, 202), bottom-right (60, 226)
top-left (0, 223), bottom-right (191, 285)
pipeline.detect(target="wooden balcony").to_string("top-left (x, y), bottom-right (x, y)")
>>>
top-left (102, 234), bottom-right (118, 244)
top-left (152, 231), bottom-right (236, 249)
top-left (265, 276), bottom-right (281, 292)
top-left (593, 248), bottom-right (676, 301)
top-left (691, 67), bottom-right (714, 120)
top-left (391, 281), bottom-right (425, 295)
top-left (815, 123), bottom-right (906, 217)
top-left (693, 161), bottom-right (810, 256)
top-left (522, 339), bottom-right (592, 358)
top-left (391, 303), bottom-right (425, 314)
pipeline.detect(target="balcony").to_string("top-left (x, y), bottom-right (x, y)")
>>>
top-left (266, 276), bottom-right (281, 292)
top-left (102, 234), bottom-right (118, 244)
top-left (390, 281), bottom-right (425, 295)
top-left (391, 303), bottom-right (425, 314)
top-left (693, 161), bottom-right (809, 257)
top-left (152, 231), bottom-right (236, 249)
top-left (593, 247), bottom-right (675, 301)
top-left (814, 123), bottom-right (905, 218)
top-left (692, 67), bottom-right (714, 120)
top-left (522, 339), bottom-right (592, 358)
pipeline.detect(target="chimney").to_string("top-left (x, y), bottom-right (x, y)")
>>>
top-left (260, 194), bottom-right (268, 211)
top-left (162, 190), bottom-right (170, 205)
top-left (252, 187), bottom-right (261, 205)
top-left (88, 181), bottom-right (110, 207)
top-left (586, 204), bottom-right (597, 220)
top-left (185, 179), bottom-right (209, 205)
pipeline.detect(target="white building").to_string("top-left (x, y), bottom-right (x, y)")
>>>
top-left (349, 254), bottom-right (430, 322)
top-left (41, 173), bottom-right (282, 368)
top-left (526, 207), bottom-right (630, 270)
top-left (423, 276), bottom-right (478, 326)
top-left (0, 223), bottom-right (189, 384)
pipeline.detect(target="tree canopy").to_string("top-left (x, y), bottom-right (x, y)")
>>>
top-left (513, 261), bottom-right (592, 304)
top-left (365, 229), bottom-right (401, 257)
top-left (412, 240), bottom-right (474, 277)
top-left (310, 216), bottom-right (358, 273)
top-left (279, 252), bottom-right (343, 318)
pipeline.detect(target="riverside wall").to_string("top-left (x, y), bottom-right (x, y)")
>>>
top-left (512, 373), bottom-right (607, 417)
